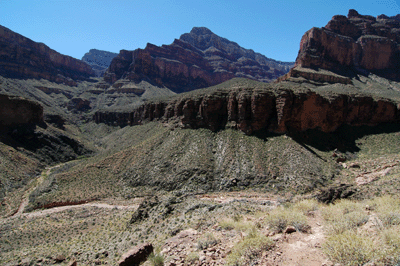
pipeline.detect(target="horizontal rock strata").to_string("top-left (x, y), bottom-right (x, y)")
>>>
top-left (0, 25), bottom-right (94, 85)
top-left (282, 9), bottom-right (400, 82)
top-left (94, 86), bottom-right (400, 135)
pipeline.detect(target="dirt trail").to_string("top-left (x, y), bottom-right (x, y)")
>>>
top-left (10, 164), bottom-right (139, 219)
top-left (266, 213), bottom-right (329, 266)
top-left (23, 202), bottom-right (138, 219)
top-left (13, 165), bottom-right (57, 217)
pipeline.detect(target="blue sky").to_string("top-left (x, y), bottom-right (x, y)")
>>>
top-left (2, 0), bottom-right (400, 62)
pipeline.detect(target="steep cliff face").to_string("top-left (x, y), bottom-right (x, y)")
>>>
top-left (103, 27), bottom-right (294, 93)
top-left (289, 9), bottom-right (400, 81)
top-left (94, 79), bottom-right (400, 135)
top-left (82, 49), bottom-right (118, 77)
top-left (0, 94), bottom-right (43, 128)
top-left (0, 25), bottom-right (94, 85)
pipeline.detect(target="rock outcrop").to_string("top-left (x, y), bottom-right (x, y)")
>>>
top-left (0, 25), bottom-right (94, 85)
top-left (283, 9), bottom-right (400, 82)
top-left (118, 243), bottom-right (153, 266)
top-left (94, 80), bottom-right (400, 135)
top-left (0, 94), bottom-right (43, 128)
top-left (82, 49), bottom-right (118, 77)
top-left (103, 27), bottom-right (294, 93)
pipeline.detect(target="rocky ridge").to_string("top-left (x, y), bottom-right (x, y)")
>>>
top-left (0, 25), bottom-right (94, 86)
top-left (82, 49), bottom-right (118, 77)
top-left (103, 27), bottom-right (294, 93)
top-left (94, 78), bottom-right (400, 135)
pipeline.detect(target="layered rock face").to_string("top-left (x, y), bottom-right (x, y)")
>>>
top-left (0, 94), bottom-right (43, 128)
top-left (292, 9), bottom-right (400, 80)
top-left (82, 49), bottom-right (118, 77)
top-left (94, 82), bottom-right (400, 135)
top-left (0, 25), bottom-right (94, 85)
top-left (95, 10), bottom-right (400, 134)
top-left (103, 27), bottom-right (294, 93)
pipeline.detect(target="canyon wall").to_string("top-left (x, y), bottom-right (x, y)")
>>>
top-left (289, 9), bottom-right (400, 80)
top-left (94, 86), bottom-right (400, 135)
top-left (0, 25), bottom-right (94, 86)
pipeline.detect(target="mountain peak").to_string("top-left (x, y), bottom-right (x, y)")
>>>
top-left (189, 27), bottom-right (214, 36)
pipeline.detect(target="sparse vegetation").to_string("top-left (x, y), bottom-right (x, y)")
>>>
top-left (226, 230), bottom-right (274, 266)
top-left (266, 206), bottom-right (310, 233)
top-left (322, 196), bottom-right (400, 266)
top-left (148, 251), bottom-right (164, 266)
top-left (197, 232), bottom-right (218, 250)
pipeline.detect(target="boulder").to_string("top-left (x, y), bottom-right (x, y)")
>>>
top-left (118, 243), bottom-right (153, 266)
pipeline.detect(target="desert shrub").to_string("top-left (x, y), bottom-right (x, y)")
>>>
top-left (219, 219), bottom-right (235, 230)
top-left (266, 207), bottom-right (309, 233)
top-left (226, 230), bottom-right (274, 266)
top-left (148, 251), bottom-right (164, 266)
top-left (323, 231), bottom-right (377, 266)
top-left (219, 215), bottom-right (254, 232)
top-left (380, 225), bottom-right (400, 265)
top-left (197, 233), bottom-right (218, 250)
top-left (322, 199), bottom-right (368, 234)
top-left (292, 199), bottom-right (320, 215)
top-left (185, 251), bottom-right (199, 263)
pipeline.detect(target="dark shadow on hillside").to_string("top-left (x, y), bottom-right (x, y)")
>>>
top-left (0, 124), bottom-right (92, 165)
top-left (287, 123), bottom-right (400, 153)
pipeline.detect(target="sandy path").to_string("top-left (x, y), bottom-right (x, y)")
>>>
top-left (24, 202), bottom-right (138, 218)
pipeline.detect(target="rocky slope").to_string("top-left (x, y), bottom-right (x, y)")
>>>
top-left (0, 25), bottom-right (94, 86)
top-left (103, 27), bottom-right (294, 93)
top-left (82, 49), bottom-right (118, 77)
top-left (0, 94), bottom-right (43, 128)
top-left (281, 9), bottom-right (400, 82)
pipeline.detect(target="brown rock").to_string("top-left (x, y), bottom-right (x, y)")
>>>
top-left (118, 243), bottom-right (153, 266)
top-left (54, 254), bottom-right (66, 263)
top-left (284, 226), bottom-right (297, 234)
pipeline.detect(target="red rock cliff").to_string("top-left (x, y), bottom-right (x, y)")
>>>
top-left (94, 82), bottom-right (399, 135)
top-left (0, 25), bottom-right (94, 85)
top-left (292, 10), bottom-right (400, 80)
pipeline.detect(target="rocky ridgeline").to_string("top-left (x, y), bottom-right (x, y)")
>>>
top-left (281, 9), bottom-right (400, 82)
top-left (103, 27), bottom-right (293, 93)
top-left (94, 83), bottom-right (400, 135)
top-left (0, 25), bottom-right (94, 86)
